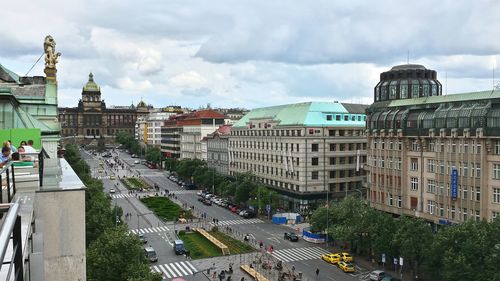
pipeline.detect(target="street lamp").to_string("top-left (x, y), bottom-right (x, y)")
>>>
top-left (137, 211), bottom-right (153, 229)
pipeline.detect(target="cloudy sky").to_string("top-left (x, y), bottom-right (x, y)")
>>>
top-left (1, 0), bottom-right (499, 109)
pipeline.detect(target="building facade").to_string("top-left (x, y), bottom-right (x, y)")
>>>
top-left (179, 110), bottom-right (225, 159)
top-left (366, 64), bottom-right (500, 225)
top-left (229, 102), bottom-right (368, 211)
top-left (58, 73), bottom-right (149, 144)
top-left (207, 124), bottom-right (232, 175)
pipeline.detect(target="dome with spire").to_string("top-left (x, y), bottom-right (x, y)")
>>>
top-left (83, 72), bottom-right (100, 92)
top-left (137, 99), bottom-right (147, 108)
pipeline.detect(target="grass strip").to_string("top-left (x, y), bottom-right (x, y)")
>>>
top-left (179, 232), bottom-right (222, 259)
top-left (209, 230), bottom-right (256, 254)
top-left (141, 197), bottom-right (194, 221)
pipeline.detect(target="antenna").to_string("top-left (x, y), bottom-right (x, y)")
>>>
top-left (407, 50), bottom-right (410, 64)
top-left (25, 52), bottom-right (44, 76)
top-left (493, 59), bottom-right (496, 90)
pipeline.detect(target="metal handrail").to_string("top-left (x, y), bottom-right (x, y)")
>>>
top-left (0, 203), bottom-right (18, 262)
top-left (0, 203), bottom-right (23, 281)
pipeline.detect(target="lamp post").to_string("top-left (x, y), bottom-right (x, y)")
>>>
top-left (137, 211), bottom-right (153, 229)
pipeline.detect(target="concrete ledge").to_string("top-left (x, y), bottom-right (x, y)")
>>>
top-left (193, 228), bottom-right (230, 255)
top-left (240, 264), bottom-right (268, 281)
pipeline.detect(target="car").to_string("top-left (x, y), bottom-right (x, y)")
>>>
top-left (322, 253), bottom-right (342, 264)
top-left (98, 169), bottom-right (104, 173)
top-left (202, 199), bottom-right (212, 206)
top-left (381, 276), bottom-right (401, 281)
top-left (109, 188), bottom-right (116, 194)
top-left (369, 270), bottom-right (386, 281)
top-left (110, 175), bottom-right (116, 180)
top-left (197, 191), bottom-right (203, 196)
top-left (284, 232), bottom-right (299, 242)
top-left (144, 247), bottom-right (158, 262)
top-left (340, 252), bottom-right (353, 262)
top-left (231, 206), bottom-right (239, 213)
top-left (131, 154), bottom-right (136, 158)
top-left (338, 261), bottom-right (355, 273)
top-left (138, 234), bottom-right (147, 244)
top-left (134, 160), bottom-right (140, 164)
top-left (242, 209), bottom-right (256, 218)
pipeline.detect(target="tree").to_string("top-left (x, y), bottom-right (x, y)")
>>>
top-left (393, 216), bottom-right (433, 278)
top-left (87, 226), bottom-right (162, 281)
top-left (145, 146), bottom-right (161, 164)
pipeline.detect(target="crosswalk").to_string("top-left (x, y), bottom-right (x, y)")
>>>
top-left (110, 194), bottom-right (135, 199)
top-left (210, 218), bottom-right (264, 226)
top-left (151, 261), bottom-right (197, 279)
top-left (169, 190), bottom-right (198, 194)
top-left (272, 246), bottom-right (330, 262)
top-left (130, 226), bottom-right (170, 234)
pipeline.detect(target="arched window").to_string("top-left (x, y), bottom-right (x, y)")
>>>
top-left (91, 129), bottom-right (95, 136)
top-left (87, 129), bottom-right (90, 136)
top-left (96, 129), bottom-right (100, 136)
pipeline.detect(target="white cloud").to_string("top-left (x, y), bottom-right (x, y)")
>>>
top-left (116, 77), bottom-right (153, 91)
top-left (169, 71), bottom-right (208, 87)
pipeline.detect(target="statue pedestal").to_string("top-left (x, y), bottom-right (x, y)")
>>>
top-left (44, 67), bottom-right (57, 83)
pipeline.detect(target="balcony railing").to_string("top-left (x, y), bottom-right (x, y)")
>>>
top-left (0, 203), bottom-right (23, 281)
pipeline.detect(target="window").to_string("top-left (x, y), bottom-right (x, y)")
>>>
top-left (411, 177), bottom-right (419, 191)
top-left (493, 211), bottom-right (500, 221)
top-left (311, 171), bottom-right (319, 180)
top-left (476, 187), bottom-right (481, 201)
top-left (496, 141), bottom-right (500, 155)
top-left (476, 163), bottom-right (481, 178)
top-left (439, 204), bottom-right (444, 217)
top-left (411, 158), bottom-right (418, 171)
top-left (427, 179), bottom-right (436, 193)
top-left (427, 200), bottom-right (435, 215)
top-left (344, 115), bottom-right (349, 121)
top-left (428, 159), bottom-right (436, 173)
top-left (388, 193), bottom-right (393, 206)
top-left (494, 164), bottom-right (500, 179)
top-left (311, 143), bottom-right (319, 152)
top-left (411, 140), bottom-right (419, 151)
top-left (397, 196), bottom-right (402, 208)
top-left (312, 157), bottom-right (319, 166)
top-left (329, 171), bottom-right (335, 178)
top-left (326, 115), bottom-right (332, 121)
top-left (330, 143), bottom-right (336, 151)
top-left (493, 188), bottom-right (500, 204)
top-left (475, 210), bottom-right (481, 221)
top-left (329, 157), bottom-right (336, 165)
top-left (336, 115), bottom-right (341, 121)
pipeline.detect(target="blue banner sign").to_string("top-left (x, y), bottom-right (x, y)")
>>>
top-left (451, 167), bottom-right (458, 200)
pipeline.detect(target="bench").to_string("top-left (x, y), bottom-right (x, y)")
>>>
top-left (240, 264), bottom-right (268, 281)
top-left (193, 228), bottom-right (230, 255)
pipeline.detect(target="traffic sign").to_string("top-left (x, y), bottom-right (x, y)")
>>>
top-left (381, 253), bottom-right (386, 263)
top-left (266, 204), bottom-right (271, 213)
top-left (393, 258), bottom-right (398, 265)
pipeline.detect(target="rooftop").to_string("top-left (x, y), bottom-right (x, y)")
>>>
top-left (233, 101), bottom-right (367, 128)
top-left (390, 64), bottom-right (427, 71)
top-left (385, 89), bottom-right (500, 108)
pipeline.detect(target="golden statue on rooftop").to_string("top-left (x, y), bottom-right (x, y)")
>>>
top-left (44, 35), bottom-right (61, 69)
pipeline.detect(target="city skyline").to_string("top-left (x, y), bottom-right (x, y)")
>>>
top-left (1, 1), bottom-right (500, 110)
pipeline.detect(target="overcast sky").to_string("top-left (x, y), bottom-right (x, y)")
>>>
top-left (1, 0), bottom-right (499, 109)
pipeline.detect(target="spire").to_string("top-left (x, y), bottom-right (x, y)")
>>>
top-left (89, 72), bottom-right (94, 82)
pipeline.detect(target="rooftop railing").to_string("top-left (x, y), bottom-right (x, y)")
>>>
top-left (0, 162), bottom-right (16, 204)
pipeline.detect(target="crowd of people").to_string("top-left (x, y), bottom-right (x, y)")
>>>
top-left (0, 139), bottom-right (37, 168)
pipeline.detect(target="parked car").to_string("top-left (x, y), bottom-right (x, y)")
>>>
top-left (322, 253), bottom-right (342, 265)
top-left (338, 261), bottom-right (355, 273)
top-left (131, 154), bottom-right (137, 158)
top-left (198, 197), bottom-right (205, 202)
top-left (231, 206), bottom-right (239, 213)
top-left (134, 160), bottom-right (140, 164)
top-left (109, 188), bottom-right (116, 194)
top-left (173, 240), bottom-right (185, 255)
top-left (202, 199), bottom-right (212, 206)
top-left (197, 191), bottom-right (204, 196)
top-left (184, 183), bottom-right (196, 190)
top-left (109, 175), bottom-right (116, 180)
top-left (369, 270), bottom-right (386, 281)
top-left (284, 232), bottom-right (299, 242)
top-left (241, 209), bottom-right (256, 218)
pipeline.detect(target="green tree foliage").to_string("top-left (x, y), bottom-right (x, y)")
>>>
top-left (64, 144), bottom-right (160, 281)
top-left (145, 146), bottom-right (162, 164)
top-left (87, 226), bottom-right (162, 281)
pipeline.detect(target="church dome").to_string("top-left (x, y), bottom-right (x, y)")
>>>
top-left (83, 72), bottom-right (100, 92)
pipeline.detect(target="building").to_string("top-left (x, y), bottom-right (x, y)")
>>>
top-left (366, 64), bottom-right (500, 225)
top-left (144, 107), bottom-right (183, 147)
top-left (0, 35), bottom-right (86, 280)
top-left (214, 108), bottom-right (248, 125)
top-left (161, 114), bottom-right (185, 159)
top-left (179, 110), bottom-right (225, 159)
top-left (229, 102), bottom-right (368, 211)
top-left (58, 73), bottom-right (149, 145)
top-left (207, 124), bottom-right (232, 175)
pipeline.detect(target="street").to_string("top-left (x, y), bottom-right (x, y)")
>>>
top-left (81, 148), bottom-right (374, 281)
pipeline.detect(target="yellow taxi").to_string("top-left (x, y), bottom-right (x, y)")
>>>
top-left (338, 261), bottom-right (355, 273)
top-left (340, 252), bottom-right (353, 262)
top-left (110, 175), bottom-right (116, 180)
top-left (321, 253), bottom-right (342, 264)
top-left (98, 169), bottom-right (104, 173)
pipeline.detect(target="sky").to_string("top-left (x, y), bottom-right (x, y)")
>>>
top-left (1, 0), bottom-right (500, 109)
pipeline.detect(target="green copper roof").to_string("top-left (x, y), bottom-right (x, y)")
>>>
top-left (233, 102), bottom-right (367, 128)
top-left (387, 90), bottom-right (500, 107)
top-left (83, 72), bottom-right (100, 92)
top-left (0, 64), bottom-right (20, 84)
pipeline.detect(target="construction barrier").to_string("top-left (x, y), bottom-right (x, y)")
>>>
top-left (240, 264), bottom-right (268, 281)
top-left (194, 228), bottom-right (230, 255)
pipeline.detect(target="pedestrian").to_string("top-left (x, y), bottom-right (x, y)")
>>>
top-left (316, 268), bottom-right (319, 277)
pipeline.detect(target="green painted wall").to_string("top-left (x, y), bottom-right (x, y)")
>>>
top-left (0, 128), bottom-right (41, 149)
